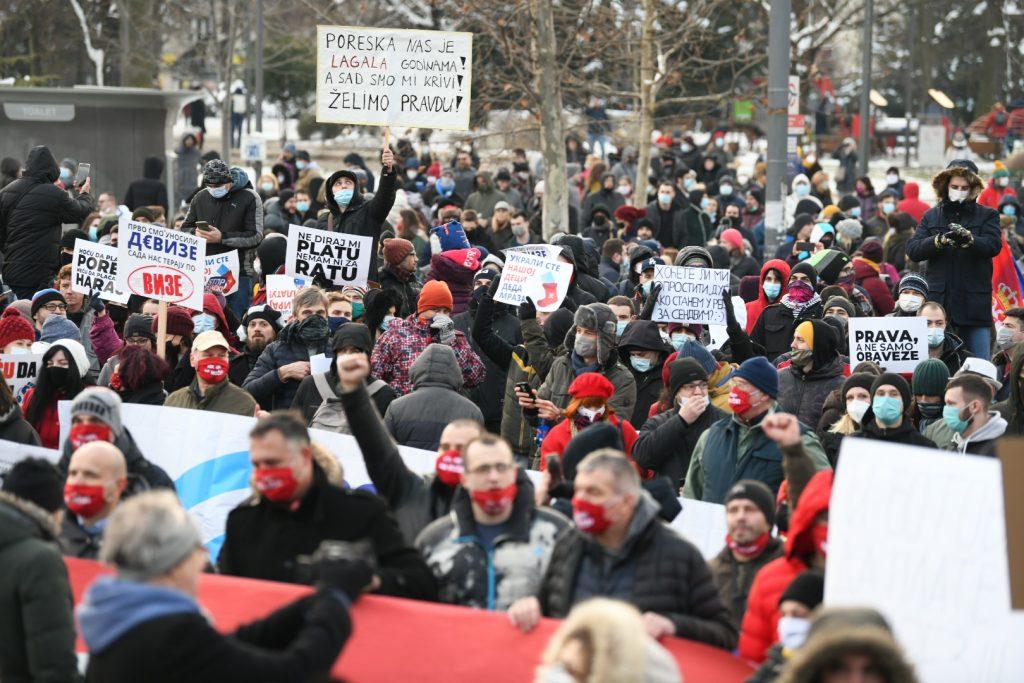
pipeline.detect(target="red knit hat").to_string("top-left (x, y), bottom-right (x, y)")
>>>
top-left (0, 307), bottom-right (35, 349)
top-left (568, 372), bottom-right (615, 400)
top-left (153, 306), bottom-right (195, 337)
top-left (383, 237), bottom-right (414, 267)
top-left (721, 228), bottom-right (744, 251)
top-left (417, 280), bottom-right (453, 315)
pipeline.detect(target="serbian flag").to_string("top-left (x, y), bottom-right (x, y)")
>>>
top-left (991, 236), bottom-right (1024, 323)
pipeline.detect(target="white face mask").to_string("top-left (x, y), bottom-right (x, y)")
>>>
top-left (778, 616), bottom-right (811, 650)
top-left (847, 399), bottom-right (870, 424)
top-left (948, 188), bottom-right (969, 203)
top-left (886, 174), bottom-right (899, 185)
top-left (577, 405), bottom-right (605, 422)
top-left (898, 293), bottom-right (923, 312)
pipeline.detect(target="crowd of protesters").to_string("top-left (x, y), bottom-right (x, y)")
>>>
top-left (2, 125), bottom-right (1021, 681)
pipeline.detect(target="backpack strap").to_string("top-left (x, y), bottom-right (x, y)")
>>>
top-left (312, 372), bottom-right (337, 401)
top-left (366, 378), bottom-right (387, 396)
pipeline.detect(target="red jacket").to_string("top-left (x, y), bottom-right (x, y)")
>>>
top-left (738, 470), bottom-right (833, 663)
top-left (540, 413), bottom-right (638, 467)
top-left (21, 387), bottom-right (61, 449)
top-left (978, 181), bottom-right (1017, 210)
top-left (896, 182), bottom-right (930, 223)
top-left (745, 259), bottom-right (791, 333)
top-left (851, 258), bottom-right (894, 315)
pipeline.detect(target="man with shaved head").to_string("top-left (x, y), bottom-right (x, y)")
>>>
top-left (59, 441), bottom-right (128, 559)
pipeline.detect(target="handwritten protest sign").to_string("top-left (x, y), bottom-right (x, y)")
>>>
top-left (848, 317), bottom-right (928, 373)
top-left (651, 266), bottom-right (730, 326)
top-left (285, 224), bottom-right (372, 288)
top-left (0, 353), bottom-right (43, 404)
top-left (118, 218), bottom-right (206, 311)
top-left (504, 244), bottom-right (560, 259)
top-left (316, 25), bottom-right (473, 130)
top-left (265, 274), bottom-right (309, 322)
top-left (204, 251), bottom-right (240, 295)
top-left (70, 240), bottom-right (129, 305)
top-left (492, 250), bottom-right (573, 312)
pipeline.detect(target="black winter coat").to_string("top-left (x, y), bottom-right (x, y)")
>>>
top-left (378, 266), bottom-right (420, 318)
top-left (315, 167), bottom-right (398, 282)
top-left (123, 156), bottom-right (168, 214)
top-left (854, 418), bottom-right (935, 448)
top-left (455, 303), bottom-right (521, 433)
top-left (750, 301), bottom-right (824, 362)
top-left (0, 146), bottom-right (93, 289)
top-left (0, 404), bottom-right (40, 445)
top-left (181, 181), bottom-right (263, 259)
top-left (617, 320), bottom-right (673, 426)
top-left (242, 322), bottom-right (331, 410)
top-left (776, 357), bottom-right (846, 429)
top-left (217, 464), bottom-right (437, 600)
top-left (633, 405), bottom-right (725, 487)
top-left (905, 198), bottom-right (1002, 326)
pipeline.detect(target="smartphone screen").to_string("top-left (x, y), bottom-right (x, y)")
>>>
top-left (74, 163), bottom-right (90, 187)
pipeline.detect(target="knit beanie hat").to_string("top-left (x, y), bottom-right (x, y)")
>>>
top-left (417, 280), bottom-right (453, 315)
top-left (779, 568), bottom-right (825, 610)
top-left (993, 161), bottom-right (1010, 179)
top-left (561, 422), bottom-right (624, 481)
top-left (859, 239), bottom-right (884, 264)
top-left (123, 314), bottom-right (156, 343)
top-left (157, 307), bottom-right (195, 337)
top-left (61, 228), bottom-right (88, 251)
top-left (40, 315), bottom-right (80, 344)
top-left (383, 238), bottom-right (415, 267)
top-left (824, 296), bottom-right (856, 318)
top-left (795, 320), bottom-right (815, 349)
top-left (0, 307), bottom-right (36, 349)
top-left (790, 261), bottom-right (819, 288)
top-left (30, 289), bottom-right (66, 317)
top-left (912, 359), bottom-right (950, 397)
top-left (674, 246), bottom-right (713, 268)
top-left (720, 228), bottom-right (744, 251)
top-left (678, 340), bottom-right (717, 375)
top-left (2, 457), bottom-right (64, 512)
top-left (71, 387), bottom-right (124, 436)
top-left (50, 338), bottom-right (90, 379)
top-left (668, 358), bottom-right (709, 398)
top-left (731, 356), bottom-right (779, 398)
top-left (203, 159), bottom-right (232, 185)
top-left (724, 479), bottom-right (776, 528)
top-left (430, 220), bottom-right (471, 252)
top-left (836, 218), bottom-right (863, 242)
top-left (841, 372), bottom-right (878, 400)
top-left (241, 304), bottom-right (283, 333)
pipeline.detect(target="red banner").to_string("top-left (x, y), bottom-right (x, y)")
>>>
top-left (991, 236), bottom-right (1024, 322)
top-left (66, 557), bottom-right (753, 682)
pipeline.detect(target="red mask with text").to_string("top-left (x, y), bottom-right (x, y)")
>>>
top-left (197, 357), bottom-right (230, 384)
top-left (435, 450), bottom-right (464, 487)
top-left (572, 496), bottom-right (612, 535)
top-left (811, 523), bottom-right (829, 557)
top-left (728, 387), bottom-right (754, 414)
top-left (69, 423), bottom-right (113, 451)
top-left (726, 532), bottom-right (771, 559)
top-left (64, 483), bottom-right (106, 518)
top-left (254, 466), bottom-right (298, 503)
top-left (470, 482), bottom-right (517, 515)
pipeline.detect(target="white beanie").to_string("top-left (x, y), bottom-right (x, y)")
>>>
top-left (51, 338), bottom-right (90, 378)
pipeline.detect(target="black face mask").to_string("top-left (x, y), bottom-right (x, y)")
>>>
top-left (45, 366), bottom-right (69, 386)
top-left (917, 402), bottom-right (943, 420)
top-left (294, 314), bottom-right (330, 346)
top-left (594, 215), bottom-right (608, 226)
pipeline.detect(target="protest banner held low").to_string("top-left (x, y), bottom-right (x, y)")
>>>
top-left (117, 218), bottom-right (206, 311)
top-left (492, 250), bottom-right (573, 312)
top-left (651, 266), bottom-right (730, 326)
top-left (70, 239), bottom-right (130, 304)
top-left (847, 317), bottom-right (928, 374)
top-left (316, 25), bottom-right (473, 130)
top-left (265, 274), bottom-right (310, 321)
top-left (1, 352), bottom-right (44, 404)
top-left (204, 251), bottom-right (240, 295)
top-left (0, 438), bottom-right (58, 476)
top-left (286, 224), bottom-right (372, 288)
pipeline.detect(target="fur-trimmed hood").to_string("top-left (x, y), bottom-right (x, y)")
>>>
top-left (931, 165), bottom-right (985, 203)
top-left (0, 490), bottom-right (59, 547)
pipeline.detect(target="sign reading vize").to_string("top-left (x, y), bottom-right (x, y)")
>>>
top-left (71, 240), bottom-right (129, 304)
top-left (848, 317), bottom-right (928, 374)
top-left (492, 251), bottom-right (573, 312)
top-left (651, 266), bottom-right (730, 326)
top-left (118, 218), bottom-right (206, 312)
top-left (285, 224), bottom-right (371, 288)
top-left (316, 25), bottom-right (473, 130)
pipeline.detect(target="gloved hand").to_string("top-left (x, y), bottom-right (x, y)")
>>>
top-left (638, 284), bottom-right (661, 321)
top-left (518, 296), bottom-right (537, 321)
top-left (486, 275), bottom-right (501, 299)
top-left (722, 288), bottom-right (741, 334)
top-left (87, 290), bottom-right (106, 316)
top-left (315, 555), bottom-right (375, 601)
top-left (430, 313), bottom-right (456, 345)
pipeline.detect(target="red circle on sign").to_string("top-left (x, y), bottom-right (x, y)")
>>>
top-left (127, 265), bottom-right (194, 304)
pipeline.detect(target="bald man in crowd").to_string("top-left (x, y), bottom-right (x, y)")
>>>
top-left (59, 441), bottom-right (129, 559)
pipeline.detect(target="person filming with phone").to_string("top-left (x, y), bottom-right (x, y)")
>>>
top-left (0, 145), bottom-right (94, 299)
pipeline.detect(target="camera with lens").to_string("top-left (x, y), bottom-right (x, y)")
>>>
top-left (944, 223), bottom-right (973, 248)
top-left (294, 539), bottom-right (377, 586)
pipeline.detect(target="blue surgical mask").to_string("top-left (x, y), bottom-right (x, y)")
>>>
top-left (193, 313), bottom-right (217, 334)
top-left (296, 160), bottom-right (308, 170)
top-left (1004, 205), bottom-right (1018, 217)
top-left (630, 356), bottom-right (653, 373)
top-left (209, 186), bottom-right (229, 199)
top-left (296, 201), bottom-right (310, 213)
top-left (881, 202), bottom-right (895, 215)
top-left (763, 282), bottom-right (781, 299)
top-left (942, 404), bottom-right (970, 433)
top-left (872, 396), bottom-right (903, 426)
top-left (616, 320), bottom-right (629, 337)
top-left (8, 347), bottom-right (29, 356)
top-left (379, 314), bottom-right (396, 331)
top-left (89, 226), bottom-right (99, 241)
top-left (927, 327), bottom-right (945, 348)
top-left (436, 178), bottom-right (455, 196)
top-left (794, 184), bottom-right (810, 197)
top-left (334, 188), bottom-right (354, 206)
top-left (850, 206), bottom-right (862, 218)
top-left (720, 184), bottom-right (733, 196)
top-left (59, 168), bottom-right (72, 182)
top-left (670, 332), bottom-right (694, 352)
top-left (658, 192), bottom-right (673, 205)
top-left (260, 182), bottom-right (275, 193)
top-left (684, 178), bottom-right (695, 190)
top-left (328, 316), bottom-right (349, 333)
top-left (700, 197), bottom-right (710, 210)
top-left (642, 280), bottom-right (653, 296)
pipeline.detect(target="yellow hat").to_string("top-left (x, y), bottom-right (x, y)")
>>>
top-left (795, 320), bottom-right (815, 349)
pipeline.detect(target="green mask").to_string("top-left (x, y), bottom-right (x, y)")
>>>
top-left (351, 301), bottom-right (364, 320)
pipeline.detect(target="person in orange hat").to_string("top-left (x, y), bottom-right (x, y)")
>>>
top-left (538, 371), bottom-right (638, 467)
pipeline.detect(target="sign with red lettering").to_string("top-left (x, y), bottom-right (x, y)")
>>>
top-left (117, 218), bottom-right (206, 311)
top-left (0, 352), bottom-right (43, 404)
top-left (316, 25), bottom-right (473, 130)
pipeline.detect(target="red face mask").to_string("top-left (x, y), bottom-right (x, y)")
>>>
top-left (435, 450), bottom-right (464, 487)
top-left (254, 466), bottom-right (298, 503)
top-left (728, 387), bottom-right (754, 414)
top-left (470, 482), bottom-right (517, 516)
top-left (69, 423), bottom-right (113, 450)
top-left (726, 531), bottom-right (771, 559)
top-left (810, 523), bottom-right (828, 557)
top-left (64, 483), bottom-right (106, 518)
top-left (572, 496), bottom-right (613, 535)
top-left (197, 357), bottom-right (230, 384)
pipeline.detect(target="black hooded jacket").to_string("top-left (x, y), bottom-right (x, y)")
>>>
top-left (554, 235), bottom-right (612, 302)
top-left (617, 320), bottom-right (673, 426)
top-left (0, 146), bottom-right (94, 289)
top-left (124, 156), bottom-right (169, 214)
top-left (776, 320), bottom-right (846, 428)
top-left (315, 166), bottom-right (398, 282)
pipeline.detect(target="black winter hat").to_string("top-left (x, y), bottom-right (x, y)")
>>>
top-left (256, 235), bottom-right (288, 278)
top-left (242, 304), bottom-right (283, 333)
top-left (779, 568), bottom-right (825, 609)
top-left (61, 228), bottom-right (88, 250)
top-left (668, 358), bottom-right (708, 397)
top-left (203, 159), bottom-right (232, 185)
top-left (790, 261), bottom-right (819, 288)
top-left (724, 479), bottom-right (776, 528)
top-left (123, 314), bottom-right (155, 342)
top-left (837, 194), bottom-right (861, 212)
top-left (561, 422), bottom-right (624, 481)
top-left (2, 457), bottom-right (63, 512)
top-left (841, 372), bottom-right (878, 400)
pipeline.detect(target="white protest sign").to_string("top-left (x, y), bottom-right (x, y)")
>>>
top-left (0, 353), bottom-right (43, 404)
top-left (504, 244), bottom-right (560, 259)
top-left (848, 316), bottom-right (928, 374)
top-left (708, 296), bottom-right (747, 351)
top-left (0, 439), bottom-right (59, 477)
top-left (265, 274), bottom-right (309, 322)
top-left (827, 439), bottom-right (1024, 682)
top-left (71, 240), bottom-right (130, 305)
top-left (118, 218), bottom-right (206, 311)
top-left (316, 25), bottom-right (473, 130)
top-left (285, 224), bottom-right (372, 288)
top-left (669, 498), bottom-right (727, 560)
top-left (652, 266), bottom-right (730, 326)
top-left (204, 251), bottom-right (240, 296)
top-left (309, 354), bottom-right (332, 376)
top-left (492, 250), bottom-right (573, 312)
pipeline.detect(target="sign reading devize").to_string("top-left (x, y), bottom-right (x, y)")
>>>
top-left (71, 239), bottom-right (130, 304)
top-left (1, 353), bottom-right (44, 404)
top-left (848, 317), bottom-right (928, 374)
top-left (265, 274), bottom-right (309, 322)
top-left (204, 251), bottom-right (240, 296)
top-left (285, 224), bottom-right (372, 288)
top-left (492, 250), bottom-right (573, 313)
top-left (651, 266), bottom-right (730, 326)
top-left (118, 218), bottom-right (206, 311)
top-left (316, 25), bottom-right (473, 130)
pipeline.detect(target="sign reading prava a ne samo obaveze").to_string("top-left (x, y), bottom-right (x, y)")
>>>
top-left (848, 317), bottom-right (928, 374)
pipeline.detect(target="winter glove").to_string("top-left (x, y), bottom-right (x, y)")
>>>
top-left (518, 296), bottom-right (537, 321)
top-left (722, 288), bottom-right (740, 335)
top-left (430, 313), bottom-right (456, 345)
top-left (638, 284), bottom-right (661, 321)
top-left (306, 540), bottom-right (377, 601)
top-left (87, 290), bottom-right (106, 316)
top-left (486, 275), bottom-right (501, 299)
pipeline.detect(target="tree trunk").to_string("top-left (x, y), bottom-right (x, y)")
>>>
top-left (532, 0), bottom-right (569, 238)
top-left (118, 1), bottom-right (129, 85)
top-left (220, 2), bottom-right (237, 164)
top-left (633, 0), bottom-right (656, 209)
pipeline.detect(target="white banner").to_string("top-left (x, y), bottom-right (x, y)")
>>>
top-left (285, 224), bottom-right (372, 288)
top-left (0, 439), bottom-right (60, 477)
top-left (651, 266), bottom-right (730, 326)
top-left (0, 353), bottom-right (44, 404)
top-left (71, 240), bottom-right (130, 305)
top-left (669, 498), bottom-right (727, 560)
top-left (118, 218), bottom-right (206, 311)
top-left (316, 25), bottom-right (473, 130)
top-left (264, 274), bottom-right (309, 323)
top-left (204, 251), bottom-right (240, 296)
top-left (492, 250), bottom-right (573, 313)
top-left (848, 316), bottom-right (928, 374)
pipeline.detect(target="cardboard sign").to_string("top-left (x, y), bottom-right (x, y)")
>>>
top-left (669, 498), bottom-right (727, 561)
top-left (118, 218), bottom-right (206, 311)
top-left (285, 224), bottom-right (372, 288)
top-left (316, 25), bottom-right (473, 130)
top-left (492, 250), bottom-right (573, 312)
top-left (204, 251), bottom-right (240, 295)
top-left (0, 353), bottom-right (43, 404)
top-left (651, 266), bottom-right (730, 326)
top-left (848, 317), bottom-right (928, 374)
top-left (997, 439), bottom-right (1024, 610)
top-left (70, 240), bottom-right (130, 305)
top-left (264, 274), bottom-right (309, 322)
